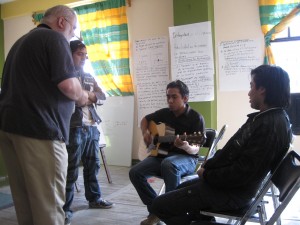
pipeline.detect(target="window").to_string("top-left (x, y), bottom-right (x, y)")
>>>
top-left (271, 16), bottom-right (300, 134)
top-left (271, 16), bottom-right (300, 93)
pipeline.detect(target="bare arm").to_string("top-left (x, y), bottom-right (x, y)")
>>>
top-left (174, 135), bottom-right (200, 154)
top-left (57, 77), bottom-right (88, 105)
top-left (86, 75), bottom-right (106, 106)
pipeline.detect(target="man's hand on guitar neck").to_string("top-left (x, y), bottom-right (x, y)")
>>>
top-left (174, 134), bottom-right (199, 155)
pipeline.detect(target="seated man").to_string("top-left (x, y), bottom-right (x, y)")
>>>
top-left (151, 65), bottom-right (293, 225)
top-left (129, 80), bottom-right (206, 225)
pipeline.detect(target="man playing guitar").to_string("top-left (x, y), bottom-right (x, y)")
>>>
top-left (129, 80), bottom-right (206, 225)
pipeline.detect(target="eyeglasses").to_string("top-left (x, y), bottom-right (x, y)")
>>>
top-left (63, 17), bottom-right (76, 31)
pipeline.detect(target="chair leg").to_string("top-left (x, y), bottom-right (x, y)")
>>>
top-left (75, 181), bottom-right (81, 192)
top-left (100, 145), bottom-right (112, 184)
top-left (158, 183), bottom-right (165, 195)
top-left (270, 184), bottom-right (281, 225)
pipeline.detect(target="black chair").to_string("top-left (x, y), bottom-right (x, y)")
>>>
top-left (198, 128), bottom-right (218, 162)
top-left (194, 150), bottom-right (300, 225)
top-left (203, 124), bottom-right (228, 162)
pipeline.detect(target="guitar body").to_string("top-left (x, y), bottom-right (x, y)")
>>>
top-left (147, 121), bottom-right (204, 157)
top-left (148, 121), bottom-right (166, 156)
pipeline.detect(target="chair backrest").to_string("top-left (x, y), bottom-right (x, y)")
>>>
top-left (265, 150), bottom-right (300, 225)
top-left (204, 124), bottom-right (228, 161)
top-left (203, 128), bottom-right (217, 149)
top-left (272, 150), bottom-right (300, 202)
top-left (239, 150), bottom-right (300, 225)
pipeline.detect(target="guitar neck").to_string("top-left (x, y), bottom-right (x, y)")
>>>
top-left (156, 135), bottom-right (187, 143)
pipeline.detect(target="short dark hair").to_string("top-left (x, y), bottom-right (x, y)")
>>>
top-left (166, 80), bottom-right (189, 98)
top-left (70, 40), bottom-right (86, 53)
top-left (251, 65), bottom-right (290, 108)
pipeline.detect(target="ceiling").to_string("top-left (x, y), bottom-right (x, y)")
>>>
top-left (0, 0), bottom-right (15, 4)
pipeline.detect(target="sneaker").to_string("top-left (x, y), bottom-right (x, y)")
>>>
top-left (64, 211), bottom-right (72, 225)
top-left (140, 214), bottom-right (160, 225)
top-left (65, 217), bottom-right (71, 225)
top-left (89, 198), bottom-right (114, 209)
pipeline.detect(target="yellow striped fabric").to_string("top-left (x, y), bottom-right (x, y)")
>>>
top-left (259, 0), bottom-right (300, 64)
top-left (77, 6), bottom-right (128, 31)
top-left (260, 0), bottom-right (300, 5)
top-left (75, 0), bottom-right (133, 96)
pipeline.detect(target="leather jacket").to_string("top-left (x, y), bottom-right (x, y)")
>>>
top-left (203, 108), bottom-right (292, 201)
top-left (70, 70), bottom-right (106, 128)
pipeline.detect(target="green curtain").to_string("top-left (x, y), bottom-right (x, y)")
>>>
top-left (259, 0), bottom-right (300, 64)
top-left (74, 0), bottom-right (133, 96)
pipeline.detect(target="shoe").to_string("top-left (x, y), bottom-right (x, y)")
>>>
top-left (64, 211), bottom-right (72, 225)
top-left (65, 217), bottom-right (71, 225)
top-left (140, 214), bottom-right (160, 225)
top-left (89, 198), bottom-right (114, 209)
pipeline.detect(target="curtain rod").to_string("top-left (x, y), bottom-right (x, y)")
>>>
top-left (68, 0), bottom-right (131, 8)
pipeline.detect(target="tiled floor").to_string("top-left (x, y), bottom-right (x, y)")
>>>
top-left (0, 165), bottom-right (299, 225)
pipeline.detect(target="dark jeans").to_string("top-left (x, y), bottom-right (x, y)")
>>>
top-left (63, 126), bottom-right (101, 213)
top-left (129, 153), bottom-right (197, 213)
top-left (151, 178), bottom-right (246, 225)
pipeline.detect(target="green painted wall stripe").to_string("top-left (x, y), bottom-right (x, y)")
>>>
top-left (0, 5), bottom-right (4, 83)
top-left (173, 0), bottom-right (216, 129)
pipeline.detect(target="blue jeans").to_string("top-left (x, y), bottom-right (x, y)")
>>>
top-left (129, 153), bottom-right (197, 213)
top-left (63, 126), bottom-right (101, 213)
top-left (151, 178), bottom-right (249, 225)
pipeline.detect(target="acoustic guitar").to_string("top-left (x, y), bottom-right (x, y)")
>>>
top-left (147, 121), bottom-right (204, 157)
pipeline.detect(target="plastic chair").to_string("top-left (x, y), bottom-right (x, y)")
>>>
top-left (196, 150), bottom-right (300, 225)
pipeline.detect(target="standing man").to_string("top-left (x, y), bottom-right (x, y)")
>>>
top-left (0, 5), bottom-right (88, 225)
top-left (151, 65), bottom-right (292, 225)
top-left (63, 40), bottom-right (113, 225)
top-left (129, 80), bottom-right (206, 225)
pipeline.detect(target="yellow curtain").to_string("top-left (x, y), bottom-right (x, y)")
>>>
top-left (259, 0), bottom-right (300, 64)
top-left (74, 0), bottom-right (133, 96)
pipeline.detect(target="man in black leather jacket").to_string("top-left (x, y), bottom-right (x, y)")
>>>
top-left (150, 65), bottom-right (293, 225)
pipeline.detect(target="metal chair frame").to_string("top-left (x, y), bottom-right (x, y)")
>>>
top-left (198, 150), bottom-right (300, 225)
top-left (158, 125), bottom-right (228, 195)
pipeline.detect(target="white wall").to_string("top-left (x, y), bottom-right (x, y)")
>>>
top-left (127, 0), bottom-right (174, 160)
top-left (4, 14), bottom-right (34, 56)
top-left (214, 0), bottom-right (263, 147)
top-left (214, 0), bottom-right (300, 154)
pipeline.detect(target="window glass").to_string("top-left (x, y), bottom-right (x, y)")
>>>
top-left (290, 16), bottom-right (300, 37)
top-left (272, 41), bottom-right (300, 93)
top-left (271, 15), bottom-right (300, 93)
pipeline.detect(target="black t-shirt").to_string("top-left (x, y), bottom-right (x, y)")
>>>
top-left (145, 104), bottom-right (205, 155)
top-left (0, 24), bottom-right (76, 143)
